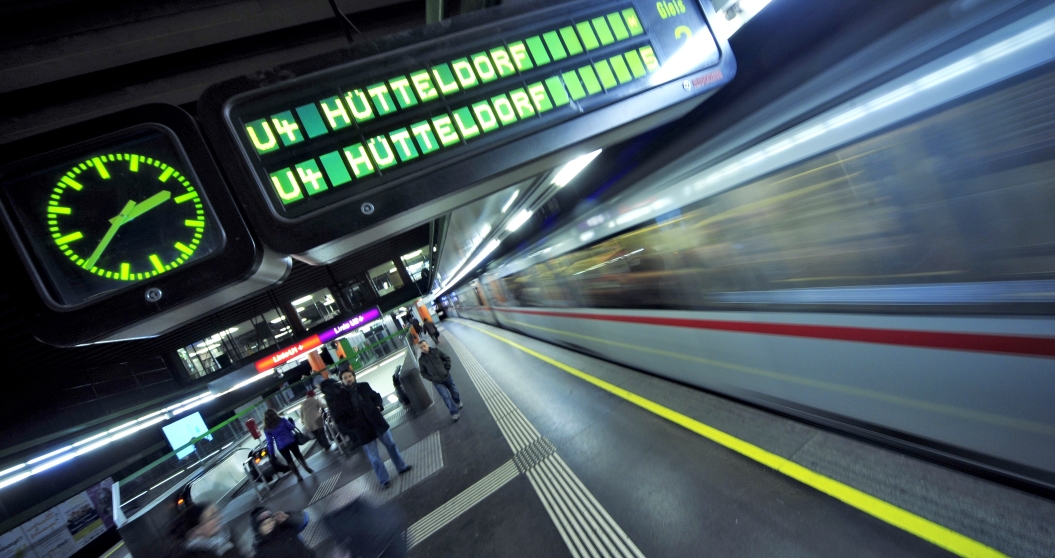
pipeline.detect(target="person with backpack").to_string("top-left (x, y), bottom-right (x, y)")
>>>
top-left (417, 341), bottom-right (461, 421)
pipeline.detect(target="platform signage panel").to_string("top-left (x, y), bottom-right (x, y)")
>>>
top-left (201, 0), bottom-right (733, 259)
top-left (254, 307), bottom-right (383, 372)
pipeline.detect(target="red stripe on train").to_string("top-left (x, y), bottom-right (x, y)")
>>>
top-left (475, 307), bottom-right (1055, 358)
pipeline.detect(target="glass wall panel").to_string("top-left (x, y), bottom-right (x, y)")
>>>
top-left (343, 280), bottom-right (370, 311)
top-left (292, 288), bottom-right (341, 329)
top-left (368, 261), bottom-right (404, 296)
top-left (401, 247), bottom-right (430, 281)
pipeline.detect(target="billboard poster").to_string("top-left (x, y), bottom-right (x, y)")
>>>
top-left (84, 479), bottom-right (115, 529)
top-left (0, 527), bottom-right (38, 558)
top-left (58, 493), bottom-right (103, 546)
top-left (2, 478), bottom-right (113, 558)
top-left (20, 508), bottom-right (74, 558)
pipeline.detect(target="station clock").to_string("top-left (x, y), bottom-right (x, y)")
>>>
top-left (0, 105), bottom-right (280, 346)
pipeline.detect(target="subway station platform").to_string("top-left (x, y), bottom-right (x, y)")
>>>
top-left (211, 319), bottom-right (1055, 558)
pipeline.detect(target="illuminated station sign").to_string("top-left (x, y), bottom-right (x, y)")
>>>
top-left (201, 0), bottom-right (733, 260)
top-left (254, 307), bottom-right (382, 372)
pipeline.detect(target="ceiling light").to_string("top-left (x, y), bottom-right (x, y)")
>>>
top-left (501, 189), bottom-right (520, 213)
top-left (291, 295), bottom-right (314, 305)
top-left (404, 249), bottom-right (422, 258)
top-left (506, 209), bottom-right (533, 232)
top-left (0, 472), bottom-right (31, 490)
top-left (270, 317), bottom-right (285, 324)
top-left (30, 453), bottom-right (77, 474)
top-left (438, 239), bottom-right (501, 296)
top-left (388, 268), bottom-right (397, 273)
top-left (27, 446), bottom-right (73, 465)
top-left (0, 464), bottom-right (26, 478)
top-left (551, 149), bottom-right (601, 187)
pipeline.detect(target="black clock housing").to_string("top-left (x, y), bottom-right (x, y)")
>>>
top-left (0, 104), bottom-right (278, 346)
top-left (2, 124), bottom-right (225, 308)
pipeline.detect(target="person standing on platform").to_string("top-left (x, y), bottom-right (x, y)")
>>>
top-left (417, 341), bottom-right (461, 421)
top-left (422, 318), bottom-right (441, 345)
top-left (320, 368), bottom-right (411, 488)
top-left (263, 409), bottom-right (314, 482)
top-left (300, 389), bottom-right (331, 452)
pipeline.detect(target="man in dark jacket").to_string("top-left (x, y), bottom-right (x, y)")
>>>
top-left (320, 371), bottom-right (411, 488)
top-left (418, 341), bottom-right (462, 421)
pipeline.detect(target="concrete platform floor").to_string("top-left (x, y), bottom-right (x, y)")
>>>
top-left (203, 319), bottom-right (1055, 558)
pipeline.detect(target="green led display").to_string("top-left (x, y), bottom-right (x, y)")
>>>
top-left (49, 154), bottom-right (206, 281)
top-left (236, 6), bottom-right (670, 210)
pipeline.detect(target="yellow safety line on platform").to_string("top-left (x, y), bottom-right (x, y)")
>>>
top-left (101, 541), bottom-right (124, 558)
top-left (460, 321), bottom-right (1008, 558)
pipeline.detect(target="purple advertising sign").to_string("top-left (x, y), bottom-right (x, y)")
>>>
top-left (317, 307), bottom-right (382, 343)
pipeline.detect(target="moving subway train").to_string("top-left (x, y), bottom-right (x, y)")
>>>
top-left (452, 1), bottom-right (1055, 492)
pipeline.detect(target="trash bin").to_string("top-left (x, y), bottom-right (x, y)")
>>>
top-left (398, 345), bottom-right (432, 414)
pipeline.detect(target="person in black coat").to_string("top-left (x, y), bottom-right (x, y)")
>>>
top-left (418, 341), bottom-right (462, 421)
top-left (320, 370), bottom-right (411, 488)
top-left (250, 507), bottom-right (314, 558)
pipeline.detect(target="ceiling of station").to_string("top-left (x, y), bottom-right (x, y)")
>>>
top-left (435, 180), bottom-right (528, 285)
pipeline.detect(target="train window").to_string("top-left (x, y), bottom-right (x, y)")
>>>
top-left (504, 66), bottom-right (1055, 313)
top-left (291, 288), bottom-right (340, 329)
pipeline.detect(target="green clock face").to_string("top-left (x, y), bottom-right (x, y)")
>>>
top-left (1, 126), bottom-right (223, 308)
top-left (50, 153), bottom-right (206, 281)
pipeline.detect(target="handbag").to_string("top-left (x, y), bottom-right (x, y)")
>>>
top-left (293, 427), bottom-right (312, 445)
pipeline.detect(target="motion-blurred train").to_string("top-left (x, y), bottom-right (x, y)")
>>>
top-left (453, 0), bottom-right (1055, 492)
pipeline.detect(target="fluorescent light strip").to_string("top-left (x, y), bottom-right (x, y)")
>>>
top-left (76, 438), bottom-right (112, 456)
top-left (150, 469), bottom-right (186, 491)
top-left (0, 464), bottom-right (26, 478)
top-left (31, 452), bottom-right (77, 474)
top-left (73, 431), bottom-right (110, 447)
top-left (551, 150), bottom-right (601, 187)
top-left (436, 239), bottom-right (501, 297)
top-left (506, 209), bottom-right (533, 232)
top-left (123, 491), bottom-right (148, 506)
top-left (26, 446), bottom-right (73, 465)
top-left (0, 472), bottom-right (32, 490)
top-left (501, 190), bottom-right (520, 213)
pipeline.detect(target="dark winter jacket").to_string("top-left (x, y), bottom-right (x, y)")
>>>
top-left (264, 418), bottom-right (297, 455)
top-left (252, 511), bottom-right (315, 558)
top-left (423, 320), bottom-right (439, 337)
top-left (320, 380), bottom-right (388, 445)
top-left (418, 348), bottom-right (451, 384)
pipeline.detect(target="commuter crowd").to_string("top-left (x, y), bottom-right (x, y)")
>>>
top-left (167, 319), bottom-right (462, 558)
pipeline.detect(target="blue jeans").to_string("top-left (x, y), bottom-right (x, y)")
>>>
top-left (361, 430), bottom-right (408, 484)
top-left (433, 377), bottom-right (461, 414)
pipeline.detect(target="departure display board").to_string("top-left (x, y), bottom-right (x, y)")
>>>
top-left (201, 0), bottom-right (732, 259)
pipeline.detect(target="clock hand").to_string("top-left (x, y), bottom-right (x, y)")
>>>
top-left (82, 200), bottom-right (136, 270)
top-left (124, 190), bottom-right (171, 222)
